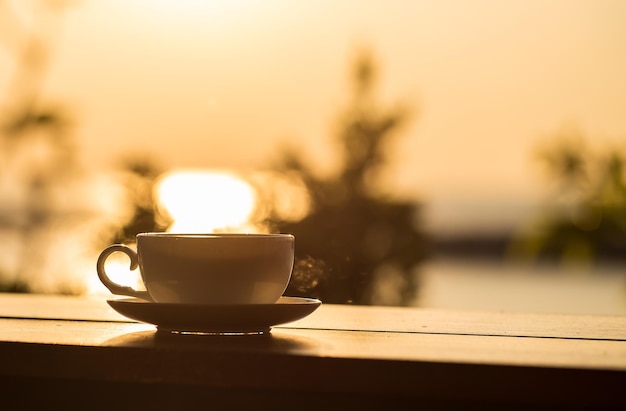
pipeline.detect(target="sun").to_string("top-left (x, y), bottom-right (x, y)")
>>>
top-left (155, 170), bottom-right (257, 233)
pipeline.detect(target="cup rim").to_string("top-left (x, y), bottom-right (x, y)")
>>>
top-left (137, 232), bottom-right (293, 239)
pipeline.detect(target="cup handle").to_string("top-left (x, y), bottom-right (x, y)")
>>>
top-left (96, 244), bottom-right (151, 301)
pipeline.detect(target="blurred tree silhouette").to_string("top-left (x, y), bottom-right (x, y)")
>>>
top-left (0, 1), bottom-right (151, 293)
top-left (107, 157), bottom-right (169, 245)
top-left (0, 102), bottom-right (79, 292)
top-left (510, 134), bottom-right (626, 264)
top-left (0, 1), bottom-right (81, 292)
top-left (267, 52), bottom-right (428, 305)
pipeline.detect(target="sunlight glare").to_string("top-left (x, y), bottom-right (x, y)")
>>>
top-left (87, 253), bottom-right (144, 295)
top-left (248, 171), bottom-right (311, 223)
top-left (155, 170), bottom-right (257, 233)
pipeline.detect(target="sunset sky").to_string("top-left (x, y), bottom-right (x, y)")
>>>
top-left (2, 0), bottom-right (626, 233)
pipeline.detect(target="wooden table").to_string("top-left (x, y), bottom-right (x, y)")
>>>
top-left (1, 292), bottom-right (625, 410)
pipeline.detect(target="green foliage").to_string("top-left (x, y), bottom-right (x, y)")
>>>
top-left (267, 52), bottom-right (428, 305)
top-left (511, 135), bottom-right (626, 263)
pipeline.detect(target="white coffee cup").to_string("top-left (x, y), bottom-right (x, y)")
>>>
top-left (96, 233), bottom-right (294, 305)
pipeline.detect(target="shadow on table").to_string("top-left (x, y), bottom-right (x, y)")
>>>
top-left (102, 328), bottom-right (322, 354)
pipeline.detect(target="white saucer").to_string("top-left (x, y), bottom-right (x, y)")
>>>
top-left (107, 296), bottom-right (321, 335)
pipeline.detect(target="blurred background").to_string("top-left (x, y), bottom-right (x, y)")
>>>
top-left (1, 0), bottom-right (626, 313)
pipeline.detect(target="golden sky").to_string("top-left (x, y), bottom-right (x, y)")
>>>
top-left (2, 0), bottom-right (626, 232)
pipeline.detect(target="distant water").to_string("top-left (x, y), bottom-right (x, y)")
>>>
top-left (415, 258), bottom-right (626, 316)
